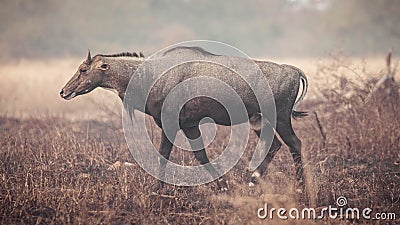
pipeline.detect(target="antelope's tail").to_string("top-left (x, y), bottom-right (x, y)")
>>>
top-left (292, 70), bottom-right (308, 119)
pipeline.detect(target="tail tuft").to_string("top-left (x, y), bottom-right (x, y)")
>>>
top-left (292, 110), bottom-right (308, 119)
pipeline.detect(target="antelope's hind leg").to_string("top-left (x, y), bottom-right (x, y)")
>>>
top-left (248, 132), bottom-right (282, 186)
top-left (276, 118), bottom-right (306, 195)
top-left (248, 113), bottom-right (282, 186)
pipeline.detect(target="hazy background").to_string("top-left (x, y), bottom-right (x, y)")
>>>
top-left (1, 0), bottom-right (399, 60)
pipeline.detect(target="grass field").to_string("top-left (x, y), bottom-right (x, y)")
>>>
top-left (0, 56), bottom-right (399, 224)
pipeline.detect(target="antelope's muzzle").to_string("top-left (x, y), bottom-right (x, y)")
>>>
top-left (60, 89), bottom-right (76, 100)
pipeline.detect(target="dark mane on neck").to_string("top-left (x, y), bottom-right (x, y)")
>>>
top-left (97, 52), bottom-right (145, 58)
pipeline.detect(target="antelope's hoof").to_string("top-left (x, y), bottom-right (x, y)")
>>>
top-left (217, 178), bottom-right (228, 192)
top-left (248, 171), bottom-right (260, 187)
top-left (295, 179), bottom-right (306, 193)
top-left (151, 182), bottom-right (164, 195)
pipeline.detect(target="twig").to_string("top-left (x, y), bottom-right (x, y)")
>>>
top-left (313, 111), bottom-right (326, 148)
top-left (158, 194), bottom-right (176, 199)
top-left (169, 212), bottom-right (205, 217)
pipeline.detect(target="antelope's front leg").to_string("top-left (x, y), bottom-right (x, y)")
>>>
top-left (152, 129), bottom-right (175, 193)
top-left (182, 126), bottom-right (228, 191)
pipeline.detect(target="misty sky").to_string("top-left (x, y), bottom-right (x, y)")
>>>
top-left (0, 0), bottom-right (399, 60)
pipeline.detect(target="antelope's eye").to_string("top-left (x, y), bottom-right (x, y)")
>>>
top-left (101, 64), bottom-right (108, 69)
top-left (80, 68), bottom-right (87, 73)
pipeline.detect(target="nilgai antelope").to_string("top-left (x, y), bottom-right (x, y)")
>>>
top-left (60, 47), bottom-right (308, 194)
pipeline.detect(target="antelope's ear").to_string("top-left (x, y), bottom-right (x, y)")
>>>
top-left (100, 63), bottom-right (110, 71)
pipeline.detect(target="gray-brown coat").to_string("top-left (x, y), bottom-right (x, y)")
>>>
top-left (60, 47), bottom-right (308, 194)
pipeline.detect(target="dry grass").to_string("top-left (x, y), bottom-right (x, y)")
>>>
top-left (0, 56), bottom-right (399, 224)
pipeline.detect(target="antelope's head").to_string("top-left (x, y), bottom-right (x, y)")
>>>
top-left (60, 50), bottom-right (110, 100)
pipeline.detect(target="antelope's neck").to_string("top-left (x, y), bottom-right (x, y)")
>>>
top-left (100, 58), bottom-right (144, 100)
